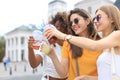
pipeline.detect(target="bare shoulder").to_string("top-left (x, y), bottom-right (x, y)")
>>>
top-left (112, 31), bottom-right (120, 47)
top-left (111, 30), bottom-right (120, 38)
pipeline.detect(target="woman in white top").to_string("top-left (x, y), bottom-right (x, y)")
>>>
top-left (28, 12), bottom-right (68, 80)
top-left (45, 4), bottom-right (120, 80)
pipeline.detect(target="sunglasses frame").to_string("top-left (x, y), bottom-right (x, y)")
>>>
top-left (69, 18), bottom-right (79, 27)
top-left (93, 15), bottom-right (101, 22)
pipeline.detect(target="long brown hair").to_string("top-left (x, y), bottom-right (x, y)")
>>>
top-left (68, 8), bottom-right (101, 58)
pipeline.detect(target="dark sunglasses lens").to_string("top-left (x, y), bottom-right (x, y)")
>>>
top-left (96, 15), bottom-right (101, 22)
top-left (93, 15), bottom-right (100, 22)
top-left (96, 16), bottom-right (100, 22)
top-left (74, 18), bottom-right (79, 24)
top-left (69, 18), bottom-right (79, 27)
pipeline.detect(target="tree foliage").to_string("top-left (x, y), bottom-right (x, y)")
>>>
top-left (0, 36), bottom-right (5, 62)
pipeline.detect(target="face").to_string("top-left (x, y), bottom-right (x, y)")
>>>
top-left (93, 10), bottom-right (112, 34)
top-left (70, 13), bottom-right (89, 36)
top-left (54, 20), bottom-right (64, 32)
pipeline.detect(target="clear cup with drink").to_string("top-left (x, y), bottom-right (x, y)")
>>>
top-left (32, 23), bottom-right (57, 54)
top-left (41, 24), bottom-right (57, 54)
top-left (32, 30), bottom-right (43, 50)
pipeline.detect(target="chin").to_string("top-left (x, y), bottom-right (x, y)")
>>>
top-left (74, 31), bottom-right (78, 34)
top-left (97, 29), bottom-right (102, 32)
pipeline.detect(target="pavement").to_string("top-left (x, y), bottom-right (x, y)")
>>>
top-left (0, 62), bottom-right (44, 80)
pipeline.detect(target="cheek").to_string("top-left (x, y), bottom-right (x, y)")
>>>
top-left (80, 23), bottom-right (88, 30)
top-left (102, 20), bottom-right (110, 28)
top-left (95, 21), bottom-right (108, 32)
top-left (77, 24), bottom-right (87, 34)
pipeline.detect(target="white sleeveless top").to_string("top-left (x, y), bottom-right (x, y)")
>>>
top-left (97, 50), bottom-right (120, 80)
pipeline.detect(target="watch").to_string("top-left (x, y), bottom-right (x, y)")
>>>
top-left (64, 35), bottom-right (72, 42)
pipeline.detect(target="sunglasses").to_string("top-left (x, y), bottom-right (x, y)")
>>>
top-left (93, 15), bottom-right (101, 22)
top-left (69, 18), bottom-right (80, 27)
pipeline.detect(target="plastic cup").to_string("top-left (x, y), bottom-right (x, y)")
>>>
top-left (43, 24), bottom-right (57, 44)
top-left (32, 30), bottom-right (43, 50)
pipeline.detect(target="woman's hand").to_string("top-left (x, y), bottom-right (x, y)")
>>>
top-left (45, 28), bottom-right (66, 40)
top-left (47, 46), bottom-right (56, 58)
top-left (41, 44), bottom-right (56, 59)
top-left (28, 36), bottom-right (34, 48)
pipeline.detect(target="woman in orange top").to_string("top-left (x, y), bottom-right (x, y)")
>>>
top-left (45, 8), bottom-right (102, 80)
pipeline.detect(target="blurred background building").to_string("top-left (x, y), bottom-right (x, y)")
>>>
top-left (114, 0), bottom-right (120, 10)
top-left (5, 24), bottom-right (37, 62)
top-left (74, 0), bottom-right (113, 17)
top-left (48, 0), bottom-right (67, 20)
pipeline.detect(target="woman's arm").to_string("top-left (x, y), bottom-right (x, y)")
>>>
top-left (28, 36), bottom-right (43, 68)
top-left (68, 31), bottom-right (120, 51)
top-left (47, 47), bottom-right (68, 78)
top-left (45, 28), bottom-right (120, 51)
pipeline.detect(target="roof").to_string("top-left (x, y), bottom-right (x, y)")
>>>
top-left (48, 0), bottom-right (66, 5)
top-left (5, 24), bottom-right (37, 35)
top-left (75, 0), bottom-right (113, 6)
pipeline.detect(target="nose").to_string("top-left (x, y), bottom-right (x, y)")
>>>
top-left (72, 22), bottom-right (76, 27)
top-left (93, 18), bottom-right (98, 23)
top-left (94, 18), bottom-right (98, 23)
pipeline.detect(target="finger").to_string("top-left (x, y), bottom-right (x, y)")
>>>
top-left (45, 30), bottom-right (54, 40)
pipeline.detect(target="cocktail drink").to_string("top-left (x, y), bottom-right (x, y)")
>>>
top-left (32, 30), bottom-right (43, 50)
top-left (41, 43), bottom-right (51, 54)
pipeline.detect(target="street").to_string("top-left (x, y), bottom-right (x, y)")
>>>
top-left (0, 62), bottom-right (43, 80)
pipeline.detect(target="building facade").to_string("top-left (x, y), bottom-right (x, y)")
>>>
top-left (74, 0), bottom-right (114, 18)
top-left (5, 25), bottom-right (35, 62)
top-left (48, 0), bottom-right (67, 20)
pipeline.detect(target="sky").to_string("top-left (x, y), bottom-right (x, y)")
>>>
top-left (0, 0), bottom-right (115, 36)
top-left (0, 0), bottom-right (80, 36)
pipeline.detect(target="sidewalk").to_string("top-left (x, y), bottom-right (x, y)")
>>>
top-left (0, 62), bottom-right (44, 78)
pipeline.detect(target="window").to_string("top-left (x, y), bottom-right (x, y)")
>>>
top-left (16, 37), bottom-right (18, 45)
top-left (21, 37), bottom-right (24, 45)
top-left (21, 49), bottom-right (24, 61)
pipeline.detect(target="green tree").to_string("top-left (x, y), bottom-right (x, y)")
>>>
top-left (0, 36), bottom-right (5, 62)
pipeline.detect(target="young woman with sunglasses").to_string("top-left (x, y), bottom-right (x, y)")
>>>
top-left (45, 8), bottom-right (102, 80)
top-left (45, 4), bottom-right (120, 80)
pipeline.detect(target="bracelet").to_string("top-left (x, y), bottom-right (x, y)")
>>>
top-left (64, 35), bottom-right (72, 42)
